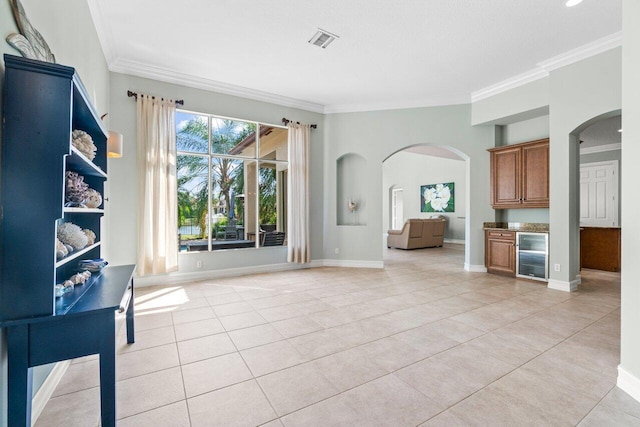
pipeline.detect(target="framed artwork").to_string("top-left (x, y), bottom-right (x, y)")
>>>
top-left (421, 182), bottom-right (454, 212)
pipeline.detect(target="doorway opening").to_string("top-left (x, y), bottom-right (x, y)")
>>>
top-left (382, 144), bottom-right (469, 266)
top-left (576, 112), bottom-right (622, 273)
top-left (390, 188), bottom-right (404, 231)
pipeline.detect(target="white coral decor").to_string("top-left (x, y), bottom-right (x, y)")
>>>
top-left (72, 129), bottom-right (97, 160)
top-left (57, 222), bottom-right (89, 250)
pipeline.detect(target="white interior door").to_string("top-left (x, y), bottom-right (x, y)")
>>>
top-left (391, 188), bottom-right (404, 230)
top-left (580, 160), bottom-right (618, 227)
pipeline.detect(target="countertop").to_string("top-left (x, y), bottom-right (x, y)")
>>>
top-left (483, 222), bottom-right (549, 233)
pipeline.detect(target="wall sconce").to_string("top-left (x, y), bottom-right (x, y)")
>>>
top-left (107, 131), bottom-right (123, 158)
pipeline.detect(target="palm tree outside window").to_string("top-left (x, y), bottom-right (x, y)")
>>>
top-left (176, 111), bottom-right (288, 252)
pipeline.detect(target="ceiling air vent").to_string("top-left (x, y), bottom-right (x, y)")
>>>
top-left (308, 28), bottom-right (339, 49)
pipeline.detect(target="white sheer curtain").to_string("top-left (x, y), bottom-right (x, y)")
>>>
top-left (136, 94), bottom-right (178, 276)
top-left (287, 122), bottom-right (311, 263)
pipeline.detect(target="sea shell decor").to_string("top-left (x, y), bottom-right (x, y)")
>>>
top-left (55, 238), bottom-right (68, 259)
top-left (78, 258), bottom-right (108, 272)
top-left (55, 271), bottom-right (92, 298)
top-left (5, 0), bottom-right (56, 63)
top-left (65, 171), bottom-right (89, 206)
top-left (72, 129), bottom-right (97, 160)
top-left (57, 222), bottom-right (89, 251)
top-left (84, 189), bottom-right (102, 209)
top-left (83, 229), bottom-right (96, 246)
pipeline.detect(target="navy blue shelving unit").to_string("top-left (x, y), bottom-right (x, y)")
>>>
top-left (0, 55), bottom-right (135, 427)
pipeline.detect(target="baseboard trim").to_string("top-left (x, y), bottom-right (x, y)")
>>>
top-left (322, 259), bottom-right (384, 269)
top-left (31, 361), bottom-right (71, 426)
top-left (137, 261), bottom-right (322, 287)
top-left (136, 259), bottom-right (384, 287)
top-left (547, 278), bottom-right (579, 292)
top-left (617, 365), bottom-right (640, 404)
top-left (444, 239), bottom-right (465, 245)
top-left (464, 263), bottom-right (487, 273)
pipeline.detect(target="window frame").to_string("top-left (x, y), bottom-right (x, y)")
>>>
top-left (176, 109), bottom-right (288, 252)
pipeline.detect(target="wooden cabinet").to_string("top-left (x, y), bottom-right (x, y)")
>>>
top-left (489, 139), bottom-right (549, 209)
top-left (580, 227), bottom-right (621, 272)
top-left (485, 230), bottom-right (516, 276)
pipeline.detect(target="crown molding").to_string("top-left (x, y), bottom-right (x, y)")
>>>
top-left (87, 0), bottom-right (118, 65)
top-left (538, 31), bottom-right (622, 72)
top-left (471, 68), bottom-right (549, 103)
top-left (109, 58), bottom-right (325, 113)
top-left (472, 32), bottom-right (622, 103)
top-left (580, 142), bottom-right (621, 155)
top-left (88, 3), bottom-right (620, 115)
top-left (324, 94), bottom-right (470, 114)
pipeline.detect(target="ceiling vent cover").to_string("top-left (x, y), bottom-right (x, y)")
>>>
top-left (308, 28), bottom-right (339, 49)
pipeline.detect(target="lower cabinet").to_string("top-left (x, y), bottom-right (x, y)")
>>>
top-left (580, 227), bottom-right (621, 272)
top-left (485, 230), bottom-right (516, 276)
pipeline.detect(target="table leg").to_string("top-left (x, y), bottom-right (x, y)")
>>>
top-left (6, 325), bottom-right (33, 427)
top-left (98, 313), bottom-right (116, 427)
top-left (126, 280), bottom-right (135, 344)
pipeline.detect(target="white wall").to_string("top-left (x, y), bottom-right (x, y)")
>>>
top-left (382, 152), bottom-right (466, 240)
top-left (0, 1), bottom-right (110, 425)
top-left (108, 72), bottom-right (325, 283)
top-left (501, 115), bottom-right (549, 145)
top-left (472, 48), bottom-right (622, 290)
top-left (471, 78), bottom-right (549, 126)
top-left (324, 105), bottom-right (494, 270)
top-left (548, 48), bottom-right (622, 289)
top-left (619, 0), bottom-right (640, 404)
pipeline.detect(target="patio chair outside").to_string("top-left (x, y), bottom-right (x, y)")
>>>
top-left (262, 231), bottom-right (285, 246)
top-left (216, 219), bottom-right (238, 240)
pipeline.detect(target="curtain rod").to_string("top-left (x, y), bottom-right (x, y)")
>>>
top-left (127, 90), bottom-right (184, 106)
top-left (282, 118), bottom-right (317, 129)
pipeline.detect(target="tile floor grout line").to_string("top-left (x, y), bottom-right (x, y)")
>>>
top-left (132, 278), bottom-right (590, 398)
top-left (170, 314), bottom-right (194, 427)
top-left (409, 303), bottom-right (621, 425)
top-left (115, 399), bottom-right (191, 425)
top-left (137, 273), bottom-right (519, 333)
top-left (574, 384), bottom-right (618, 426)
top-left (40, 247), bottom-right (625, 426)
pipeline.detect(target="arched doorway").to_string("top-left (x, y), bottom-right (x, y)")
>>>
top-left (382, 144), bottom-right (471, 268)
top-left (574, 111), bottom-right (622, 274)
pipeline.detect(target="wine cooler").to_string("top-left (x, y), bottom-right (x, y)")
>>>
top-left (516, 232), bottom-right (549, 281)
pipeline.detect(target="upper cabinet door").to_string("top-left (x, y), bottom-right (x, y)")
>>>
top-left (521, 140), bottom-right (549, 207)
top-left (491, 146), bottom-right (521, 207)
top-left (489, 139), bottom-right (549, 209)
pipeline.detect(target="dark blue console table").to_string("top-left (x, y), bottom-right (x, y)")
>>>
top-left (1, 264), bottom-right (136, 427)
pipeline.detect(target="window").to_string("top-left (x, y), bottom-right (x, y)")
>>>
top-left (176, 111), bottom-right (288, 252)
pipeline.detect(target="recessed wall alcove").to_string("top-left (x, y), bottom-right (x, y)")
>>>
top-left (337, 153), bottom-right (367, 226)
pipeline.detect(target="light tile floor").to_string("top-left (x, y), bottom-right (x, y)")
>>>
top-left (36, 244), bottom-right (640, 426)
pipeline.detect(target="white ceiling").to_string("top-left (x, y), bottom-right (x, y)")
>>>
top-left (89, 0), bottom-right (621, 113)
top-left (404, 146), bottom-right (464, 161)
